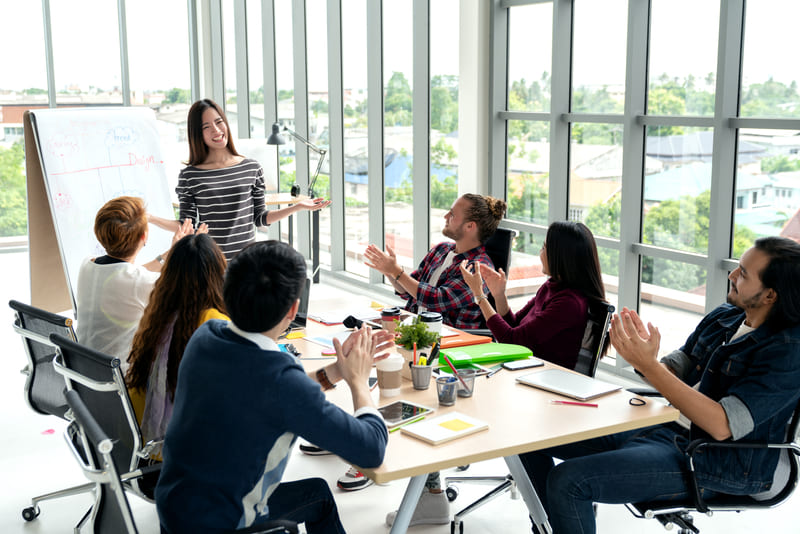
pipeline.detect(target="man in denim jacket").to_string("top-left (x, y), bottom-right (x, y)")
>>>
top-left (520, 237), bottom-right (800, 534)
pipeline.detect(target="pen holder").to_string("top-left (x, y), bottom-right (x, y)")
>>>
top-left (456, 369), bottom-right (477, 397)
top-left (398, 346), bottom-right (432, 380)
top-left (436, 376), bottom-right (458, 406)
top-left (410, 364), bottom-right (433, 390)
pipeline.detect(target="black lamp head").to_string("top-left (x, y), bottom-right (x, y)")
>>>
top-left (266, 123), bottom-right (286, 145)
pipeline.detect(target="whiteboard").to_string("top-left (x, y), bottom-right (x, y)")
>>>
top-left (29, 107), bottom-right (175, 309)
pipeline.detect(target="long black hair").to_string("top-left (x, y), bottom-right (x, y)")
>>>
top-left (544, 221), bottom-right (606, 303)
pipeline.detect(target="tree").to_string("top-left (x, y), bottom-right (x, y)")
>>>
top-left (384, 71), bottom-right (412, 114)
top-left (0, 143), bottom-right (28, 237)
top-left (760, 155), bottom-right (800, 174)
top-left (165, 88), bottom-right (190, 104)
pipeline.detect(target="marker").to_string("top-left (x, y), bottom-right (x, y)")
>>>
top-left (389, 415), bottom-right (426, 433)
top-left (486, 364), bottom-right (503, 379)
top-left (418, 356), bottom-right (427, 366)
top-left (550, 400), bottom-right (598, 408)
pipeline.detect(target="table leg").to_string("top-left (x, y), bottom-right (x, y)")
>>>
top-left (389, 474), bottom-right (426, 534)
top-left (312, 209), bottom-right (319, 283)
top-left (505, 454), bottom-right (552, 534)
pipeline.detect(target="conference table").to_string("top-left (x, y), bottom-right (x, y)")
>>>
top-left (293, 304), bottom-right (679, 534)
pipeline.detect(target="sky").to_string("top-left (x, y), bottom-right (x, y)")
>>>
top-left (0, 0), bottom-right (797, 94)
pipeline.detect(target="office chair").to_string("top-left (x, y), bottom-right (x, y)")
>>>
top-left (63, 389), bottom-right (298, 534)
top-left (50, 332), bottom-right (162, 533)
top-left (445, 300), bottom-right (615, 533)
top-left (625, 397), bottom-right (800, 533)
top-left (8, 299), bottom-right (95, 526)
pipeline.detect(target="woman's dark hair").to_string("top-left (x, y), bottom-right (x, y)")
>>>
top-left (753, 236), bottom-right (800, 331)
top-left (544, 221), bottom-right (606, 303)
top-left (224, 240), bottom-right (307, 333)
top-left (185, 98), bottom-right (241, 166)
top-left (462, 194), bottom-right (508, 243)
top-left (126, 234), bottom-right (227, 399)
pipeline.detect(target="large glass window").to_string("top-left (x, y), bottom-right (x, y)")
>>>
top-left (0, 2), bottom-right (47, 102)
top-left (384, 0), bottom-right (414, 274)
top-left (734, 128), bottom-right (800, 252)
top-left (571, 0), bottom-right (627, 114)
top-left (430, 0), bottom-right (460, 247)
top-left (506, 121), bottom-right (549, 226)
top-left (648, 0), bottom-right (720, 116)
top-left (50, 0), bottom-right (122, 105)
top-left (507, 3), bottom-right (552, 113)
top-left (275, 0), bottom-right (296, 197)
top-left (741, 0), bottom-right (800, 118)
top-left (342, 0), bottom-right (369, 276)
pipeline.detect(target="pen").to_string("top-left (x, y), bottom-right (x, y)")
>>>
top-left (486, 364), bottom-right (503, 379)
top-left (389, 415), bottom-right (426, 433)
top-left (550, 400), bottom-right (598, 408)
top-left (442, 353), bottom-right (470, 390)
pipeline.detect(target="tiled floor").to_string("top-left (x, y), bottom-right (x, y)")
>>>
top-left (1, 250), bottom-right (797, 533)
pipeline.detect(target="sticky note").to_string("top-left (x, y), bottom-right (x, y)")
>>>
top-left (439, 418), bottom-right (475, 432)
top-left (286, 331), bottom-right (305, 339)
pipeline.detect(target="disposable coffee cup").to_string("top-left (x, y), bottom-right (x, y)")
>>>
top-left (376, 354), bottom-right (404, 397)
top-left (381, 306), bottom-right (401, 332)
top-left (419, 311), bottom-right (443, 334)
top-left (410, 364), bottom-right (433, 390)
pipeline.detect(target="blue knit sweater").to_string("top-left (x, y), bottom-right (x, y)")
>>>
top-left (156, 320), bottom-right (388, 533)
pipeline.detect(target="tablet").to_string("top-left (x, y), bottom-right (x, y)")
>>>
top-left (378, 400), bottom-right (435, 429)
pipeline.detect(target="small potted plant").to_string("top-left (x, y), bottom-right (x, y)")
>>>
top-left (394, 316), bottom-right (440, 379)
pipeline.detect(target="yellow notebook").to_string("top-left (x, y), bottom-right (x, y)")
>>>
top-left (400, 412), bottom-right (489, 445)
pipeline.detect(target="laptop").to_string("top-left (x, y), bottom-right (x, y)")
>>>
top-left (516, 368), bottom-right (622, 401)
top-left (289, 278), bottom-right (311, 330)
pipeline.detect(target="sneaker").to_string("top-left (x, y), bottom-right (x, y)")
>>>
top-left (385, 488), bottom-right (450, 527)
top-left (337, 466), bottom-right (373, 491)
top-left (299, 442), bottom-right (332, 455)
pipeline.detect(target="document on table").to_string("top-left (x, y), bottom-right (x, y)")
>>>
top-left (308, 308), bottom-right (381, 325)
top-left (305, 330), bottom-right (352, 351)
top-left (401, 412), bottom-right (489, 445)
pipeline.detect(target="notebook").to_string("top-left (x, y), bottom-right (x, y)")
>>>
top-left (401, 412), bottom-right (489, 445)
top-left (289, 278), bottom-right (312, 329)
top-left (516, 369), bottom-right (622, 401)
top-left (440, 343), bottom-right (532, 367)
top-left (439, 330), bottom-right (493, 349)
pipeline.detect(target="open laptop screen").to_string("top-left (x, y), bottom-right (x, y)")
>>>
top-left (290, 278), bottom-right (311, 329)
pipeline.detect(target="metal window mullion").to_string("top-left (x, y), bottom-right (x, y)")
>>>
top-left (706, 0), bottom-right (745, 310)
top-left (548, 0), bottom-right (571, 223)
top-left (327, 0), bottom-right (345, 271)
top-left (498, 110), bottom-right (550, 121)
top-left (729, 118), bottom-right (800, 130)
top-left (367, 0), bottom-right (384, 285)
top-left (488, 2), bottom-right (509, 200)
top-left (561, 113), bottom-right (625, 124)
top-left (233, 0), bottom-right (250, 139)
top-left (41, 0), bottom-right (56, 107)
top-left (617, 0), bottom-right (650, 364)
top-left (209, 0), bottom-right (225, 105)
top-left (292, 0), bottom-right (311, 258)
top-left (188, 0), bottom-right (201, 101)
top-left (117, 0), bottom-right (131, 106)
top-left (412, 0), bottom-right (430, 265)
top-left (637, 115), bottom-right (714, 128)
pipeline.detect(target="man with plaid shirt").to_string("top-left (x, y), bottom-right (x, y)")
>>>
top-left (365, 193), bottom-right (508, 330)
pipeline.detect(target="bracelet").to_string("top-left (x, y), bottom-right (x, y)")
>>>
top-left (474, 293), bottom-right (489, 304)
top-left (394, 267), bottom-right (403, 281)
top-left (316, 367), bottom-right (336, 391)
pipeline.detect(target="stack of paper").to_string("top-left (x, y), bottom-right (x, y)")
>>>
top-left (401, 412), bottom-right (489, 445)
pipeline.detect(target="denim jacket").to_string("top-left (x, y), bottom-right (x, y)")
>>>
top-left (672, 304), bottom-right (800, 494)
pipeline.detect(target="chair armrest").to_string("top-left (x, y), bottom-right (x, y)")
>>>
top-left (684, 438), bottom-right (800, 513)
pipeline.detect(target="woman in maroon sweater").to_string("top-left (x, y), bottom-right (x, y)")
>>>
top-left (460, 221), bottom-right (605, 369)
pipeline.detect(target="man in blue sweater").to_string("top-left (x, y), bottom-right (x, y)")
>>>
top-left (156, 240), bottom-right (390, 533)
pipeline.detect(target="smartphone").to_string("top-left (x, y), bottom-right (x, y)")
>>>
top-left (502, 357), bottom-right (545, 371)
top-left (368, 376), bottom-right (378, 390)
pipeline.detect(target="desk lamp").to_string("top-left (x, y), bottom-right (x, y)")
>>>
top-left (267, 122), bottom-right (328, 198)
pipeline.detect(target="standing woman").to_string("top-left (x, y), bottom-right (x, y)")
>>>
top-left (150, 99), bottom-right (330, 261)
top-left (126, 233), bottom-right (228, 443)
top-left (460, 221), bottom-right (606, 370)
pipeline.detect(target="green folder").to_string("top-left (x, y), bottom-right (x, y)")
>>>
top-left (439, 343), bottom-right (532, 367)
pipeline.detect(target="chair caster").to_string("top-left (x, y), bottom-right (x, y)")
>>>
top-left (456, 464), bottom-right (470, 471)
top-left (22, 506), bottom-right (40, 522)
top-left (445, 485), bottom-right (459, 502)
top-left (450, 520), bottom-right (464, 534)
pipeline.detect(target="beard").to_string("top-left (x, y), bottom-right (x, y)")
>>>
top-left (442, 223), bottom-right (463, 241)
top-left (727, 288), bottom-right (764, 310)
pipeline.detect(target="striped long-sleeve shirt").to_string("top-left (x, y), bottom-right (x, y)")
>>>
top-left (176, 158), bottom-right (270, 261)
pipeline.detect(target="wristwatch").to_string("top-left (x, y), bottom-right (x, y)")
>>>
top-left (474, 293), bottom-right (489, 304)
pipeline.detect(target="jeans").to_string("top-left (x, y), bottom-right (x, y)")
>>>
top-left (519, 424), bottom-right (720, 534)
top-left (259, 478), bottom-right (345, 534)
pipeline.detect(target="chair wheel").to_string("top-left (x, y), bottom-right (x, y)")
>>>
top-left (22, 506), bottom-right (40, 521)
top-left (450, 520), bottom-right (464, 534)
top-left (445, 485), bottom-right (459, 502)
top-left (456, 464), bottom-right (470, 471)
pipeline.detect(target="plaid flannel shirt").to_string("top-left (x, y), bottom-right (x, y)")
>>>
top-left (399, 242), bottom-right (493, 330)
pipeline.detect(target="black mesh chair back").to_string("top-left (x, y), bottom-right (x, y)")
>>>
top-left (64, 389), bottom-right (139, 534)
top-left (10, 299), bottom-right (76, 418)
top-left (573, 301), bottom-right (615, 378)
top-left (483, 227), bottom-right (515, 275)
top-left (50, 333), bottom-right (142, 482)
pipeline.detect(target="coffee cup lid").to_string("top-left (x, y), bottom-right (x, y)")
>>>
top-left (419, 311), bottom-right (442, 322)
top-left (381, 306), bottom-right (401, 316)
